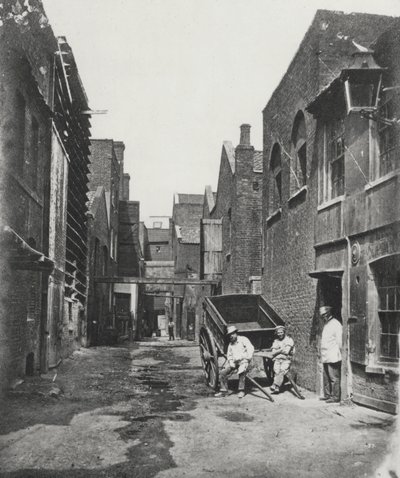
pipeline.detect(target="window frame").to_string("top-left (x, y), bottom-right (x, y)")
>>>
top-left (319, 118), bottom-right (345, 205)
top-left (369, 90), bottom-right (399, 183)
top-left (369, 255), bottom-right (400, 368)
top-left (290, 112), bottom-right (307, 196)
top-left (269, 143), bottom-right (282, 215)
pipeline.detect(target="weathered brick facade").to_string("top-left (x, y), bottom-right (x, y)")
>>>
top-left (0, 1), bottom-right (91, 391)
top-left (86, 187), bottom-right (112, 346)
top-left (262, 10), bottom-right (398, 411)
top-left (204, 125), bottom-right (263, 294)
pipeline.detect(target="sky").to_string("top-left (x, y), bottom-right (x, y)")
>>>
top-left (42, 0), bottom-right (400, 222)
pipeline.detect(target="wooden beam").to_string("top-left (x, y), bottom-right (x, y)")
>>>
top-left (94, 276), bottom-right (219, 285)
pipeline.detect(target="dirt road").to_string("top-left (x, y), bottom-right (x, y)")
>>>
top-left (0, 339), bottom-right (398, 477)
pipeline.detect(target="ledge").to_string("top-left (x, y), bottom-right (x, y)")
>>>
top-left (317, 195), bottom-right (344, 212)
top-left (288, 185), bottom-right (308, 207)
top-left (365, 364), bottom-right (399, 376)
top-left (266, 208), bottom-right (281, 225)
top-left (352, 393), bottom-right (398, 415)
top-left (365, 170), bottom-right (399, 192)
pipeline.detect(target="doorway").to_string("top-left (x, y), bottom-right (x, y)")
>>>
top-left (319, 276), bottom-right (342, 321)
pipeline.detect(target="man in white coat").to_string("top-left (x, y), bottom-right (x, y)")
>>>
top-left (320, 306), bottom-right (343, 403)
top-left (215, 325), bottom-right (254, 399)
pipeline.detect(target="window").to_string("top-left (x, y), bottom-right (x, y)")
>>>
top-left (290, 112), bottom-right (307, 195)
top-left (156, 246), bottom-right (161, 253)
top-left (370, 92), bottom-right (398, 181)
top-left (377, 269), bottom-right (400, 362)
top-left (269, 143), bottom-right (282, 214)
top-left (320, 118), bottom-right (345, 203)
top-left (153, 221), bottom-right (162, 228)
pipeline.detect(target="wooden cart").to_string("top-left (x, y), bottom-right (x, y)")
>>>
top-left (199, 294), bottom-right (304, 400)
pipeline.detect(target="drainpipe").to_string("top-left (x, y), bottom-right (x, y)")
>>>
top-left (343, 236), bottom-right (353, 402)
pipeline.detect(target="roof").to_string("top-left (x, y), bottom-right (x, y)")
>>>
top-left (174, 193), bottom-right (204, 205)
top-left (253, 151), bottom-right (263, 172)
top-left (87, 186), bottom-right (106, 217)
top-left (263, 10), bottom-right (397, 114)
top-left (2, 226), bottom-right (54, 272)
top-left (147, 228), bottom-right (170, 243)
top-left (204, 185), bottom-right (216, 213)
top-left (223, 141), bottom-right (235, 174)
top-left (175, 225), bottom-right (200, 244)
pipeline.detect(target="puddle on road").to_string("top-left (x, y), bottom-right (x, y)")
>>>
top-left (138, 378), bottom-right (170, 389)
top-left (218, 411), bottom-right (255, 422)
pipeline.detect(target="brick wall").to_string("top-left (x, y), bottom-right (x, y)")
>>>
top-left (118, 201), bottom-right (141, 276)
top-left (210, 130), bottom-right (263, 294)
top-left (0, 33), bottom-right (52, 389)
top-left (261, 10), bottom-right (397, 392)
top-left (86, 187), bottom-right (112, 346)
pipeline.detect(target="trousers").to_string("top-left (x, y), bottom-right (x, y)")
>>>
top-left (273, 359), bottom-right (291, 388)
top-left (219, 362), bottom-right (249, 392)
top-left (323, 361), bottom-right (341, 400)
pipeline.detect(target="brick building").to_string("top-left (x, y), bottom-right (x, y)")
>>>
top-left (171, 193), bottom-right (203, 339)
top-left (88, 139), bottom-right (144, 342)
top-left (0, 1), bottom-right (91, 390)
top-left (201, 124), bottom-right (263, 295)
top-left (262, 10), bottom-right (398, 412)
top-left (116, 199), bottom-right (144, 339)
top-left (86, 187), bottom-right (112, 346)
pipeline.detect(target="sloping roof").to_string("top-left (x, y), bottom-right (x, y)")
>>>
top-left (175, 193), bottom-right (204, 205)
top-left (263, 10), bottom-right (397, 114)
top-left (175, 225), bottom-right (200, 244)
top-left (147, 228), bottom-right (170, 243)
top-left (253, 151), bottom-right (263, 172)
top-left (223, 141), bottom-right (235, 174)
top-left (204, 185), bottom-right (216, 213)
top-left (87, 186), bottom-right (106, 217)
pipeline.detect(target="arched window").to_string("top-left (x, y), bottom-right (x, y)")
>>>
top-left (269, 143), bottom-right (282, 214)
top-left (290, 111), bottom-right (307, 195)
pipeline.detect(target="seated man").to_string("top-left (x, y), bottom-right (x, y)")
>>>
top-left (269, 325), bottom-right (294, 394)
top-left (215, 325), bottom-right (254, 399)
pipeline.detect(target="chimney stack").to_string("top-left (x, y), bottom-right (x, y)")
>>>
top-left (122, 173), bottom-right (130, 201)
top-left (239, 124), bottom-right (251, 146)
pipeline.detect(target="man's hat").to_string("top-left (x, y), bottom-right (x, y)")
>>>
top-left (226, 325), bottom-right (238, 336)
top-left (319, 306), bottom-right (332, 315)
top-left (275, 325), bottom-right (285, 332)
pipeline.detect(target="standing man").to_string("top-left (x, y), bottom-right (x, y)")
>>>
top-left (320, 306), bottom-right (343, 403)
top-left (269, 325), bottom-right (295, 394)
top-left (215, 326), bottom-right (254, 399)
top-left (168, 317), bottom-right (175, 341)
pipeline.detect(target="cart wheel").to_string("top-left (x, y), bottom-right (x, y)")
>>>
top-left (199, 326), bottom-right (219, 390)
top-left (263, 357), bottom-right (274, 386)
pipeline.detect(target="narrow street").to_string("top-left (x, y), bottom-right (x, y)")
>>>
top-left (0, 340), bottom-right (397, 478)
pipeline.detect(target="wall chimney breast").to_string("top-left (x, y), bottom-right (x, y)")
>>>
top-left (239, 124), bottom-right (251, 146)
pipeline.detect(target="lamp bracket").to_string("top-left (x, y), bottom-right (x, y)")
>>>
top-left (359, 109), bottom-right (400, 126)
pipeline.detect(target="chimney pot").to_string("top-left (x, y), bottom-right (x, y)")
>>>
top-left (240, 124), bottom-right (251, 146)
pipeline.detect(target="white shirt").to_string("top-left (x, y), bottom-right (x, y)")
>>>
top-left (271, 335), bottom-right (295, 361)
top-left (227, 335), bottom-right (254, 365)
top-left (321, 318), bottom-right (342, 363)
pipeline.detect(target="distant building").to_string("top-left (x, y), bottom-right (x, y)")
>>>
top-left (86, 187), bottom-right (111, 346)
top-left (171, 193), bottom-right (203, 339)
top-left (201, 124), bottom-right (263, 295)
top-left (88, 139), bottom-right (143, 343)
